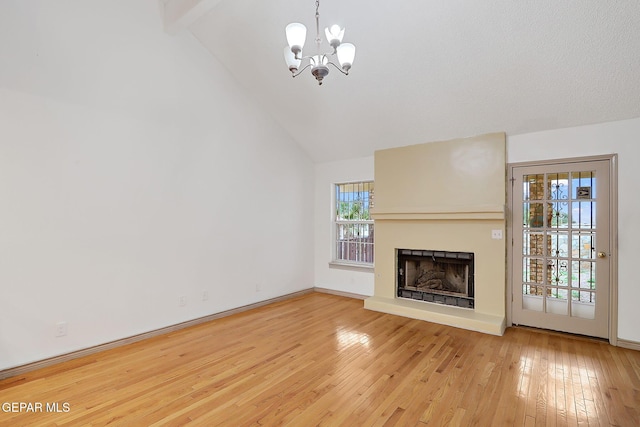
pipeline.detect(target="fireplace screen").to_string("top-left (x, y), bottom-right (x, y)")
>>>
top-left (397, 249), bottom-right (474, 308)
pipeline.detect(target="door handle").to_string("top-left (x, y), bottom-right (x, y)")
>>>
top-left (597, 251), bottom-right (607, 258)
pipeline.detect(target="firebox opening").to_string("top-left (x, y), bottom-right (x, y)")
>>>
top-left (397, 249), bottom-right (475, 309)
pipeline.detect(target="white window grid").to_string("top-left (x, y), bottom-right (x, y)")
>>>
top-left (334, 181), bottom-right (374, 264)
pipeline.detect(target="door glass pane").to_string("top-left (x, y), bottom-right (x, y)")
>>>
top-left (549, 232), bottom-right (569, 258)
top-left (525, 202), bottom-right (545, 228)
top-left (571, 260), bottom-right (596, 290)
top-left (550, 201), bottom-right (570, 228)
top-left (549, 259), bottom-right (569, 287)
top-left (572, 233), bottom-right (595, 259)
top-left (571, 288), bottom-right (596, 304)
top-left (576, 261), bottom-right (596, 290)
top-left (572, 171), bottom-right (596, 199)
top-left (571, 170), bottom-right (596, 230)
top-left (524, 258), bottom-right (545, 285)
top-left (573, 201), bottom-right (596, 229)
top-left (523, 232), bottom-right (545, 256)
top-left (524, 174), bottom-right (544, 200)
top-left (587, 262), bottom-right (596, 291)
top-left (549, 173), bottom-right (570, 200)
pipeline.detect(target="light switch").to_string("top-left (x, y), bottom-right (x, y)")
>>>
top-left (491, 229), bottom-right (503, 240)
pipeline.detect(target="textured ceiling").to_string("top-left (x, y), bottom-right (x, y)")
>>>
top-left (188, 0), bottom-right (640, 162)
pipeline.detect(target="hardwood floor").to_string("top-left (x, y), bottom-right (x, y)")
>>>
top-left (1, 292), bottom-right (638, 426)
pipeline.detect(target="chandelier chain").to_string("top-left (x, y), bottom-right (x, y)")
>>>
top-left (314, 0), bottom-right (321, 47)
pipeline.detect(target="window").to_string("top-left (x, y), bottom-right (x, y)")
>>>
top-left (334, 181), bottom-right (374, 265)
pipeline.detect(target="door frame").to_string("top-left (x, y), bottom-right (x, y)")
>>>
top-left (506, 154), bottom-right (618, 345)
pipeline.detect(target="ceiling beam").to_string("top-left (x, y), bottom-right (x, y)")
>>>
top-left (162, 0), bottom-right (222, 34)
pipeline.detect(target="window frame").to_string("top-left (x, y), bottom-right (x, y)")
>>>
top-left (332, 180), bottom-right (375, 267)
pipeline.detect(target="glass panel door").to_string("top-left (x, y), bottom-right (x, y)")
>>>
top-left (512, 160), bottom-right (610, 338)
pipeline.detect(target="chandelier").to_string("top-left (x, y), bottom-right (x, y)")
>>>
top-left (283, 0), bottom-right (356, 85)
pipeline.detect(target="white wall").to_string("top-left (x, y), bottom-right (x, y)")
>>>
top-left (0, 1), bottom-right (314, 370)
top-left (508, 117), bottom-right (640, 343)
top-left (314, 156), bottom-right (375, 296)
top-left (315, 118), bottom-right (640, 343)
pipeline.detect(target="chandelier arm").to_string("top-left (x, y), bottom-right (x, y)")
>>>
top-left (291, 63), bottom-right (313, 78)
top-left (327, 61), bottom-right (349, 76)
top-left (295, 53), bottom-right (317, 62)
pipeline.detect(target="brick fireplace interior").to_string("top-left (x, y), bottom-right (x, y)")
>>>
top-left (364, 133), bottom-right (507, 335)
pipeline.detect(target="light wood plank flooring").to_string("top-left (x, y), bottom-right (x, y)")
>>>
top-left (1, 293), bottom-right (639, 426)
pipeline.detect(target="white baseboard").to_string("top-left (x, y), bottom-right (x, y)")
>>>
top-left (617, 338), bottom-right (640, 351)
top-left (313, 287), bottom-right (369, 300)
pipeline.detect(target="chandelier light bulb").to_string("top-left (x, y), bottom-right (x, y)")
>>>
top-left (325, 24), bottom-right (344, 48)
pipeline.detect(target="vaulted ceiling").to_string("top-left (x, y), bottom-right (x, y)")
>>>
top-left (166, 0), bottom-right (639, 162)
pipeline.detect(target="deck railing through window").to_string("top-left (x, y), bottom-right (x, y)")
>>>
top-left (335, 223), bottom-right (374, 263)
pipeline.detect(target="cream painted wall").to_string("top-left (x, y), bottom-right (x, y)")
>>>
top-left (373, 134), bottom-right (506, 213)
top-left (508, 117), bottom-right (640, 343)
top-left (314, 157), bottom-right (374, 296)
top-left (0, 1), bottom-right (314, 371)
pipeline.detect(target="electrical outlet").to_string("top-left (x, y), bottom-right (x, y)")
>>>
top-left (491, 229), bottom-right (503, 240)
top-left (179, 296), bottom-right (187, 307)
top-left (55, 321), bottom-right (68, 337)
top-left (202, 291), bottom-right (208, 301)
top-left (255, 283), bottom-right (261, 292)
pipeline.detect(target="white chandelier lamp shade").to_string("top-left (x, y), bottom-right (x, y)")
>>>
top-left (336, 43), bottom-right (356, 72)
top-left (283, 47), bottom-right (302, 72)
top-left (285, 23), bottom-right (307, 55)
top-left (283, 0), bottom-right (356, 85)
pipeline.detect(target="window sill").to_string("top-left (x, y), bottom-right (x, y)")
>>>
top-left (328, 261), bottom-right (375, 272)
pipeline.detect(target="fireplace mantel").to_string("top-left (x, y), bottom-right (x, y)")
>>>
top-left (371, 205), bottom-right (505, 220)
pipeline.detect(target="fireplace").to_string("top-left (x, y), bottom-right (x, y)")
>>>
top-left (397, 249), bottom-right (474, 308)
top-left (365, 133), bottom-right (506, 335)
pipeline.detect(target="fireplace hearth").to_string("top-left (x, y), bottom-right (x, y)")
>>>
top-left (397, 249), bottom-right (474, 308)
